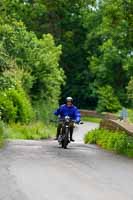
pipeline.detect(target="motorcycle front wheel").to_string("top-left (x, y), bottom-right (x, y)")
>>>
top-left (62, 127), bottom-right (69, 149)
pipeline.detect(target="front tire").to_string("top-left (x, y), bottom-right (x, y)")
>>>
top-left (62, 127), bottom-right (69, 149)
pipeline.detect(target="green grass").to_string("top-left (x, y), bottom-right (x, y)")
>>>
top-left (84, 128), bottom-right (133, 158)
top-left (0, 138), bottom-right (4, 147)
top-left (82, 116), bottom-right (101, 123)
top-left (128, 109), bottom-right (133, 123)
top-left (5, 121), bottom-right (56, 140)
top-left (0, 121), bottom-right (5, 147)
top-left (0, 135), bottom-right (4, 147)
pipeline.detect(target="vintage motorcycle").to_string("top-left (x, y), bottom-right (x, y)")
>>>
top-left (58, 116), bottom-right (83, 149)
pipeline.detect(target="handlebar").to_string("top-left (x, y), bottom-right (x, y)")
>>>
top-left (50, 119), bottom-right (84, 124)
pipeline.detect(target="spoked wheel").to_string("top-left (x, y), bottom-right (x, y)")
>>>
top-left (61, 138), bottom-right (67, 149)
top-left (62, 127), bottom-right (69, 149)
top-left (61, 140), bottom-right (64, 148)
top-left (62, 141), bottom-right (68, 149)
top-left (63, 137), bottom-right (68, 149)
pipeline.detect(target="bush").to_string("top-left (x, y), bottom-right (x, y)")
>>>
top-left (0, 88), bottom-right (34, 123)
top-left (84, 129), bottom-right (133, 158)
top-left (0, 92), bottom-right (17, 122)
top-left (97, 85), bottom-right (121, 112)
top-left (7, 88), bottom-right (34, 123)
top-left (0, 21), bottom-right (64, 125)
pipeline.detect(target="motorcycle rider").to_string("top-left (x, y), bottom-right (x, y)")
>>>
top-left (54, 97), bottom-right (81, 142)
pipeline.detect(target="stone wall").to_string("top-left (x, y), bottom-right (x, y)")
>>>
top-left (100, 119), bottom-right (133, 136)
top-left (80, 109), bottom-right (118, 120)
top-left (80, 110), bottom-right (101, 118)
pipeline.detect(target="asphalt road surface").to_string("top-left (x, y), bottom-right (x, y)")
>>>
top-left (0, 122), bottom-right (133, 200)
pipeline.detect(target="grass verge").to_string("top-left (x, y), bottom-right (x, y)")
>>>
top-left (84, 128), bottom-right (133, 158)
top-left (0, 121), bottom-right (5, 147)
top-left (4, 121), bottom-right (56, 140)
top-left (128, 109), bottom-right (133, 123)
top-left (116, 109), bottom-right (133, 123)
top-left (82, 116), bottom-right (101, 123)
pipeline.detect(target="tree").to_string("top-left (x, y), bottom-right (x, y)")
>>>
top-left (0, 21), bottom-right (64, 103)
top-left (0, 50), bottom-right (34, 123)
top-left (0, 19), bottom-right (64, 122)
top-left (0, 0), bottom-right (95, 108)
top-left (127, 77), bottom-right (133, 106)
top-left (97, 85), bottom-right (121, 112)
top-left (0, 0), bottom-right (132, 111)
top-left (82, 0), bottom-right (133, 108)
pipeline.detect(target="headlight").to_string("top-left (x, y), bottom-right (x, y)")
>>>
top-left (65, 116), bottom-right (70, 121)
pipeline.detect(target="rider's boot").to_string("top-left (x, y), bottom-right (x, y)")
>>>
top-left (70, 138), bottom-right (75, 142)
top-left (70, 129), bottom-right (75, 142)
top-left (54, 126), bottom-right (60, 140)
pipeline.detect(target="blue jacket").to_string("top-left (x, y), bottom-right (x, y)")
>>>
top-left (54, 104), bottom-right (81, 123)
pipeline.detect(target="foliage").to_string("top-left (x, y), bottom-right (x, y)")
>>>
top-left (0, 0), bottom-right (93, 108)
top-left (0, 54), bottom-right (35, 123)
top-left (0, 0), bottom-right (132, 124)
top-left (34, 100), bottom-right (57, 123)
top-left (128, 109), bottom-right (133, 123)
top-left (0, 88), bottom-right (34, 123)
top-left (0, 19), bottom-right (64, 123)
top-left (7, 88), bottom-right (34, 123)
top-left (97, 85), bottom-right (121, 112)
top-left (0, 91), bottom-right (17, 122)
top-left (84, 128), bottom-right (133, 158)
top-left (0, 21), bottom-right (64, 102)
top-left (81, 0), bottom-right (133, 108)
top-left (5, 122), bottom-right (56, 140)
top-left (127, 77), bottom-right (133, 106)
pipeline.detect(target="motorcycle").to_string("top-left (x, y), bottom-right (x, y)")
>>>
top-left (58, 116), bottom-right (83, 149)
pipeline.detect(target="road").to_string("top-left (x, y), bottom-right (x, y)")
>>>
top-left (0, 122), bottom-right (133, 200)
